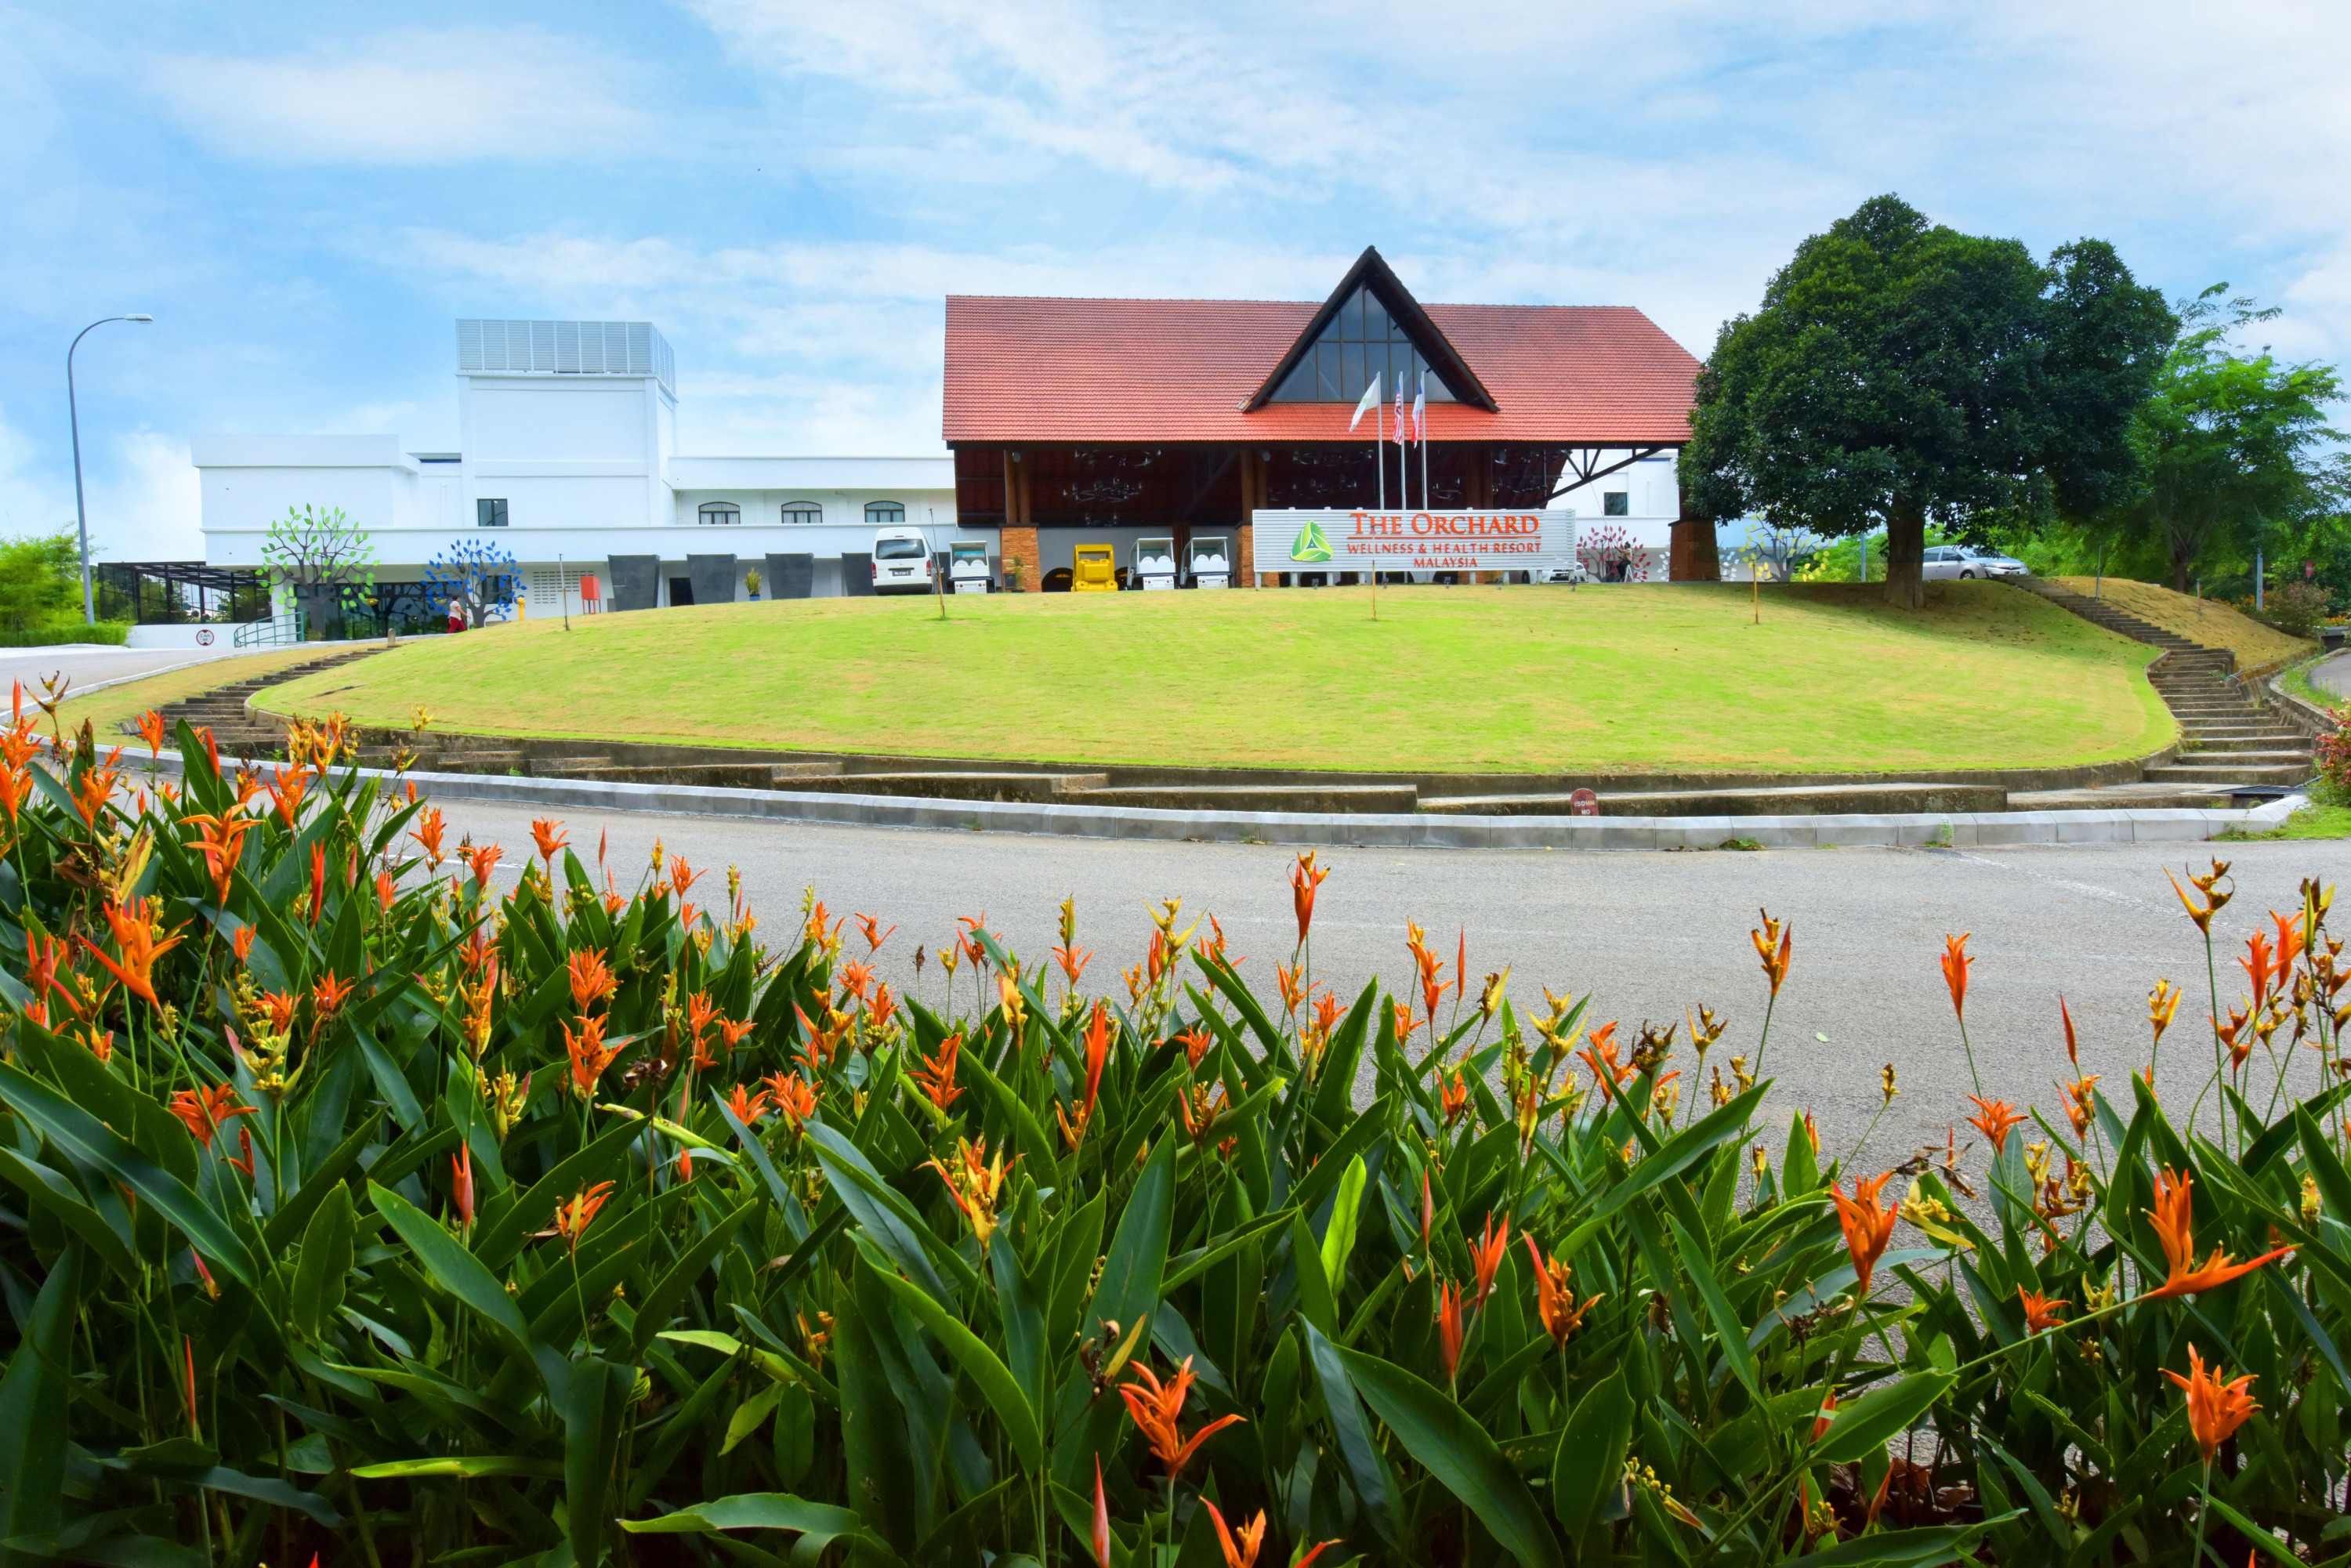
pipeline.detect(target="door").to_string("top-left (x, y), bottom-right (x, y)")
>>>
top-left (668, 576), bottom-right (695, 607)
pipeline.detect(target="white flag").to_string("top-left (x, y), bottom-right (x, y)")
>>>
top-left (1349, 371), bottom-right (1383, 432)
top-left (1412, 375), bottom-right (1426, 441)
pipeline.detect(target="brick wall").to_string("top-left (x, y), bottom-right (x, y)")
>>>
top-left (1000, 525), bottom-right (1040, 592)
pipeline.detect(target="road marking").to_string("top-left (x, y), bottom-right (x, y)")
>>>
top-left (1933, 848), bottom-right (2156, 911)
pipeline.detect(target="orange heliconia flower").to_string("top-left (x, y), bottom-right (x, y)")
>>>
top-left (1468, 1215), bottom-right (1510, 1309)
top-left (465, 842), bottom-right (500, 892)
top-left (136, 709), bottom-right (167, 758)
top-left (451, 1141), bottom-right (476, 1226)
top-left (1579, 1023), bottom-right (1632, 1105)
top-left (761, 1072), bottom-right (819, 1132)
top-left (2164, 1342), bottom-right (2258, 1465)
top-left (259, 990), bottom-right (299, 1036)
top-left (168, 1082), bottom-right (255, 1145)
top-left (1751, 908), bottom-right (1793, 998)
top-left (1525, 1235), bottom-right (1601, 1347)
top-left (1203, 1501), bottom-right (1265, 1568)
top-left (567, 949), bottom-right (617, 1013)
top-left (410, 806), bottom-right (447, 869)
top-left (1058, 1005), bottom-right (1110, 1149)
top-left (1091, 1458), bottom-right (1114, 1568)
top-left (1831, 1171), bottom-right (1898, 1300)
top-left (726, 1082), bottom-right (769, 1128)
top-left (2166, 863), bottom-right (2231, 934)
top-left (1966, 1095), bottom-right (2026, 1153)
top-left (82, 897), bottom-right (186, 1007)
top-left (1436, 1280), bottom-right (1466, 1382)
top-left (232, 925), bottom-right (256, 965)
top-left (926, 1135), bottom-right (1015, 1252)
top-left (312, 971), bottom-right (357, 1023)
top-left (182, 810), bottom-right (256, 907)
top-left (2018, 1287), bottom-right (2068, 1334)
top-left (550, 1181), bottom-right (615, 1252)
top-left (854, 913), bottom-right (896, 952)
top-left (531, 818), bottom-right (567, 864)
top-left (72, 757), bottom-right (121, 828)
top-left (1810, 1393), bottom-right (1838, 1442)
top-left (2148, 980), bottom-right (2183, 1045)
top-left (563, 1015), bottom-right (618, 1102)
top-left (2059, 994), bottom-right (2078, 1067)
top-left (668, 856), bottom-right (702, 898)
top-left (2144, 1168), bottom-right (2292, 1300)
top-left (1440, 1070), bottom-right (1470, 1128)
top-left (1291, 850), bottom-right (1331, 947)
top-left (263, 765), bottom-right (309, 831)
top-left (1939, 933), bottom-right (1972, 1020)
top-left (375, 869), bottom-right (396, 911)
top-left (1118, 1356), bottom-right (1244, 1479)
top-left (913, 1032), bottom-right (966, 1112)
top-left (2059, 1075), bottom-right (2101, 1140)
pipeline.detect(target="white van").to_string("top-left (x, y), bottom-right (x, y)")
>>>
top-left (871, 527), bottom-right (934, 595)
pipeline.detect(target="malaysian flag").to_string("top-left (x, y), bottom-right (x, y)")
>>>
top-left (1393, 375), bottom-right (1411, 444)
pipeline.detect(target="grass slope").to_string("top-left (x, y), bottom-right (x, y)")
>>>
top-left (2052, 575), bottom-right (2311, 675)
top-left (255, 582), bottom-right (2172, 775)
top-left (53, 648), bottom-right (338, 743)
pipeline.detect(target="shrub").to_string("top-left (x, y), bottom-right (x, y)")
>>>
top-left (0, 617), bottom-right (129, 646)
top-left (2255, 579), bottom-right (2331, 637)
top-left (0, 719), bottom-right (2342, 1563)
top-left (0, 531), bottom-right (82, 636)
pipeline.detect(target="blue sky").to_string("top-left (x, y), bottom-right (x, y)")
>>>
top-left (4, 0), bottom-right (2346, 559)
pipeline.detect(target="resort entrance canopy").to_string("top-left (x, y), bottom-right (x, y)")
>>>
top-left (942, 246), bottom-right (1704, 584)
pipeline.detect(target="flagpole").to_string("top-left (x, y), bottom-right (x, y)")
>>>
top-left (1418, 373), bottom-right (1429, 511)
top-left (1375, 383), bottom-right (1385, 512)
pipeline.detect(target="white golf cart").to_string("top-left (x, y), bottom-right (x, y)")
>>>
top-left (1188, 535), bottom-right (1231, 589)
top-left (947, 540), bottom-right (993, 594)
top-left (1135, 537), bottom-right (1178, 590)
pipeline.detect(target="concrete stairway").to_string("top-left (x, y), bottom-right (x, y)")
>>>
top-left (2012, 580), bottom-right (2313, 806)
top-left (149, 648), bottom-right (382, 760)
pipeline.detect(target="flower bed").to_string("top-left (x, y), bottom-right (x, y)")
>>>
top-left (0, 698), bottom-right (2346, 1565)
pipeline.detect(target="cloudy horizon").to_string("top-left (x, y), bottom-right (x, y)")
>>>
top-left (3, 0), bottom-right (2346, 559)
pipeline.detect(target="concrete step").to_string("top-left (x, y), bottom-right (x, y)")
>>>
top-left (1420, 781), bottom-right (2007, 817)
top-left (2172, 749), bottom-right (2312, 766)
top-left (2144, 762), bottom-right (2313, 786)
top-left (2181, 733), bottom-right (2313, 753)
top-left (2011, 784), bottom-right (2233, 810)
top-left (783, 772), bottom-right (1115, 803)
top-left (526, 757), bottom-right (618, 777)
top-left (1071, 784), bottom-right (1421, 813)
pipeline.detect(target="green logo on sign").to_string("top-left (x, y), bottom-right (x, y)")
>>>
top-left (1290, 519), bottom-right (1333, 563)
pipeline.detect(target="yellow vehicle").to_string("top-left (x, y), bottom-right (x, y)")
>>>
top-left (1070, 544), bottom-right (1119, 592)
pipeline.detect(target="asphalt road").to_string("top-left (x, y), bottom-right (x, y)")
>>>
top-left (0, 643), bottom-right (244, 700)
top-left (2314, 650), bottom-right (2351, 700)
top-left (420, 796), bottom-right (2349, 1161)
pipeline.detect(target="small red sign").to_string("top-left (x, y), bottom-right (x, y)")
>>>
top-left (195, 628), bottom-right (215, 646)
top-left (1569, 788), bottom-right (1599, 817)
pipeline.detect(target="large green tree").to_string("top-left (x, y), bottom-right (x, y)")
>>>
top-left (0, 533), bottom-right (81, 637)
top-left (1685, 195), bottom-right (2175, 607)
top-left (2096, 287), bottom-right (2343, 592)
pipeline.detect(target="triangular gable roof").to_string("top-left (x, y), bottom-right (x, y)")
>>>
top-left (1242, 247), bottom-right (1498, 412)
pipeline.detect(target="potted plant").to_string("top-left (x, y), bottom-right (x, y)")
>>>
top-left (744, 567), bottom-right (763, 601)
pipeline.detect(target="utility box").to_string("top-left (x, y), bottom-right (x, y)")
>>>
top-left (1135, 537), bottom-right (1177, 590)
top-left (948, 541), bottom-right (993, 595)
top-left (1188, 535), bottom-right (1230, 589)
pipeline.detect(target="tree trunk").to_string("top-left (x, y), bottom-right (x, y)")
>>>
top-left (1882, 498), bottom-right (1926, 610)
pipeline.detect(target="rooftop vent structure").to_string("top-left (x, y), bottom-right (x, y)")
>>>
top-left (456, 320), bottom-right (674, 397)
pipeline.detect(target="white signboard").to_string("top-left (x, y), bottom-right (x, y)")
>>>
top-left (1252, 509), bottom-right (1576, 574)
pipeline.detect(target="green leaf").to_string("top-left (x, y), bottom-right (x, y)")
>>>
top-left (1288, 1212), bottom-right (1339, 1333)
top-left (0, 1061), bottom-right (255, 1286)
top-left (1552, 1369), bottom-right (1632, 1537)
top-left (868, 1258), bottom-right (1043, 1474)
top-left (618, 1491), bottom-right (884, 1559)
top-left (805, 1120), bottom-right (971, 1303)
top-left (473, 1114), bottom-right (643, 1271)
top-left (0, 1145), bottom-right (135, 1283)
top-left (1588, 1085), bottom-right (1767, 1224)
top-left (630, 1197), bottom-right (759, 1356)
top-left (1817, 1371), bottom-right (1955, 1465)
top-left (1669, 1216), bottom-right (1763, 1404)
top-left (351, 1456), bottom-right (563, 1479)
top-left (1800, 1524), bottom-right (1986, 1566)
top-left (723, 1382), bottom-right (784, 1456)
top-left (1334, 1343), bottom-right (1563, 1568)
top-left (0, 1249), bottom-right (80, 1550)
top-left (564, 1356), bottom-right (636, 1568)
top-left (1304, 1322), bottom-right (1399, 1548)
top-left (1318, 1154), bottom-right (1367, 1296)
top-left (292, 1183), bottom-right (355, 1342)
top-left (1089, 1133), bottom-right (1176, 1340)
top-left (367, 1182), bottom-right (532, 1359)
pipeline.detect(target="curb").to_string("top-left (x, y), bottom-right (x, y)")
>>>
top-left (138, 751), bottom-right (2308, 850)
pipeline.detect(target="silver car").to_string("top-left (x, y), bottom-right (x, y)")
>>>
top-left (1922, 545), bottom-right (2027, 581)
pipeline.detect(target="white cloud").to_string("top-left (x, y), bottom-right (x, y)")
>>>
top-left (147, 28), bottom-right (650, 165)
top-left (0, 413), bottom-right (194, 563)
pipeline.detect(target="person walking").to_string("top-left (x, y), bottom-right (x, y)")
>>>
top-left (447, 596), bottom-right (465, 635)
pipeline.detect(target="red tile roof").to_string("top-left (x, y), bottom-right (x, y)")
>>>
top-left (943, 295), bottom-right (1700, 445)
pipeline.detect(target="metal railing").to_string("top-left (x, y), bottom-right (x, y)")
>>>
top-left (232, 612), bottom-right (306, 648)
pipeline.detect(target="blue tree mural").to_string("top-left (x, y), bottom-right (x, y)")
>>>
top-left (422, 538), bottom-right (519, 630)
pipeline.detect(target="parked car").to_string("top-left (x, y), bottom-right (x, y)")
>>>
top-left (1922, 545), bottom-right (2027, 580)
top-left (1545, 563), bottom-right (1591, 585)
top-left (871, 527), bottom-right (935, 595)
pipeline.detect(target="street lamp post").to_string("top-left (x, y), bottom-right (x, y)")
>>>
top-left (67, 314), bottom-right (154, 625)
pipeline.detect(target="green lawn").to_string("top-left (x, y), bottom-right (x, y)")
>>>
top-left (251, 582), bottom-right (2172, 774)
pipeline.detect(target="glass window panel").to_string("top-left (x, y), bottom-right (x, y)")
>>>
top-left (1364, 295), bottom-right (1389, 342)
top-left (1317, 343), bottom-right (1342, 400)
top-left (1342, 342), bottom-right (1364, 398)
